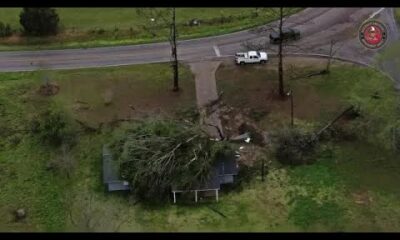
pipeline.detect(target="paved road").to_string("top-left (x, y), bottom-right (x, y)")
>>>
top-left (0, 8), bottom-right (397, 72)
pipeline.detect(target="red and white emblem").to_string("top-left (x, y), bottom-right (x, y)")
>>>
top-left (359, 20), bottom-right (387, 49)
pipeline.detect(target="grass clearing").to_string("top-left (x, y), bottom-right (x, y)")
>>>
top-left (0, 8), bottom-right (303, 51)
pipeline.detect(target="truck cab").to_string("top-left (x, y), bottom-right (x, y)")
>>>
top-left (235, 51), bottom-right (268, 65)
top-left (270, 28), bottom-right (301, 44)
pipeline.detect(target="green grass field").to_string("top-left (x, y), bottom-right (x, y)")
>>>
top-left (395, 8), bottom-right (400, 24)
top-left (0, 8), bottom-right (302, 51)
top-left (1, 60), bottom-right (400, 231)
top-left (0, 64), bottom-right (196, 231)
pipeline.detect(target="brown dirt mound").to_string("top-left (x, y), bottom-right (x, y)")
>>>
top-left (38, 83), bottom-right (60, 96)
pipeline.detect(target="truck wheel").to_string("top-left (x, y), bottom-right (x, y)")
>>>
top-left (240, 62), bottom-right (245, 65)
top-left (261, 60), bottom-right (266, 64)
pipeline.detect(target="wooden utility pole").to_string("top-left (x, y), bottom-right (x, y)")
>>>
top-left (288, 89), bottom-right (294, 127)
top-left (171, 7), bottom-right (179, 92)
top-left (261, 157), bottom-right (265, 182)
top-left (278, 7), bottom-right (285, 97)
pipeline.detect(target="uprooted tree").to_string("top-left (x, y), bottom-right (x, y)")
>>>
top-left (111, 120), bottom-right (234, 202)
top-left (136, 8), bottom-right (180, 91)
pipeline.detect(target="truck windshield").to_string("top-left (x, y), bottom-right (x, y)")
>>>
top-left (257, 52), bottom-right (261, 57)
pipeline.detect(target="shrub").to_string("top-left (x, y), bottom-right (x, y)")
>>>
top-left (19, 8), bottom-right (59, 36)
top-left (30, 107), bottom-right (77, 147)
top-left (0, 22), bottom-right (13, 37)
top-left (274, 128), bottom-right (318, 165)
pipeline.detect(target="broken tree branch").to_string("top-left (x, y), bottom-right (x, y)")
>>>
top-left (316, 105), bottom-right (355, 137)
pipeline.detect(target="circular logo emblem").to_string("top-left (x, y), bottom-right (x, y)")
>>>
top-left (359, 20), bottom-right (387, 49)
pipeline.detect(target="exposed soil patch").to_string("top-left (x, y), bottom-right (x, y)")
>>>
top-left (37, 82), bottom-right (60, 96)
top-left (53, 64), bottom-right (196, 128)
top-left (216, 57), bottom-right (347, 131)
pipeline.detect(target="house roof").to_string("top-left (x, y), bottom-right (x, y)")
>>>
top-left (171, 155), bottom-right (239, 192)
top-left (102, 145), bottom-right (120, 183)
top-left (103, 145), bottom-right (131, 192)
top-left (216, 154), bottom-right (239, 176)
top-left (107, 181), bottom-right (130, 191)
top-left (171, 168), bottom-right (220, 192)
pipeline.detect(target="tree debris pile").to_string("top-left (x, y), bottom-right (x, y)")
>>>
top-left (111, 120), bottom-right (234, 202)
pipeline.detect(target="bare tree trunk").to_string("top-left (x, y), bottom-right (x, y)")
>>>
top-left (278, 7), bottom-right (285, 97)
top-left (170, 8), bottom-right (179, 92)
top-left (326, 40), bottom-right (335, 73)
top-left (261, 157), bottom-right (265, 182)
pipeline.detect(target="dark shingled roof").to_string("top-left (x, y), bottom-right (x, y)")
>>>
top-left (103, 145), bottom-right (131, 192)
top-left (171, 154), bottom-right (239, 192)
top-left (171, 168), bottom-right (220, 192)
top-left (216, 154), bottom-right (239, 176)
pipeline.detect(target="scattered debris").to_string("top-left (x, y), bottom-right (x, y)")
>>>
top-left (238, 123), bottom-right (266, 146)
top-left (188, 18), bottom-right (201, 26)
top-left (14, 208), bottom-right (26, 221)
top-left (371, 91), bottom-right (381, 99)
top-left (352, 191), bottom-right (373, 205)
top-left (230, 132), bottom-right (250, 142)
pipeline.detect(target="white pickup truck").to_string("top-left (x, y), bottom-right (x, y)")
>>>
top-left (235, 51), bottom-right (268, 65)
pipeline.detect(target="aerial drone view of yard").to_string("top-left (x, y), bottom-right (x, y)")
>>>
top-left (0, 7), bottom-right (400, 232)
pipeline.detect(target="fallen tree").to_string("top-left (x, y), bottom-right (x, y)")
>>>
top-left (111, 120), bottom-right (234, 203)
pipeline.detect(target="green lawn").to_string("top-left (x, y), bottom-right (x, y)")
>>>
top-left (1, 60), bottom-right (400, 231)
top-left (0, 63), bottom-right (196, 231)
top-left (395, 8), bottom-right (400, 25)
top-left (0, 8), bottom-right (302, 51)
